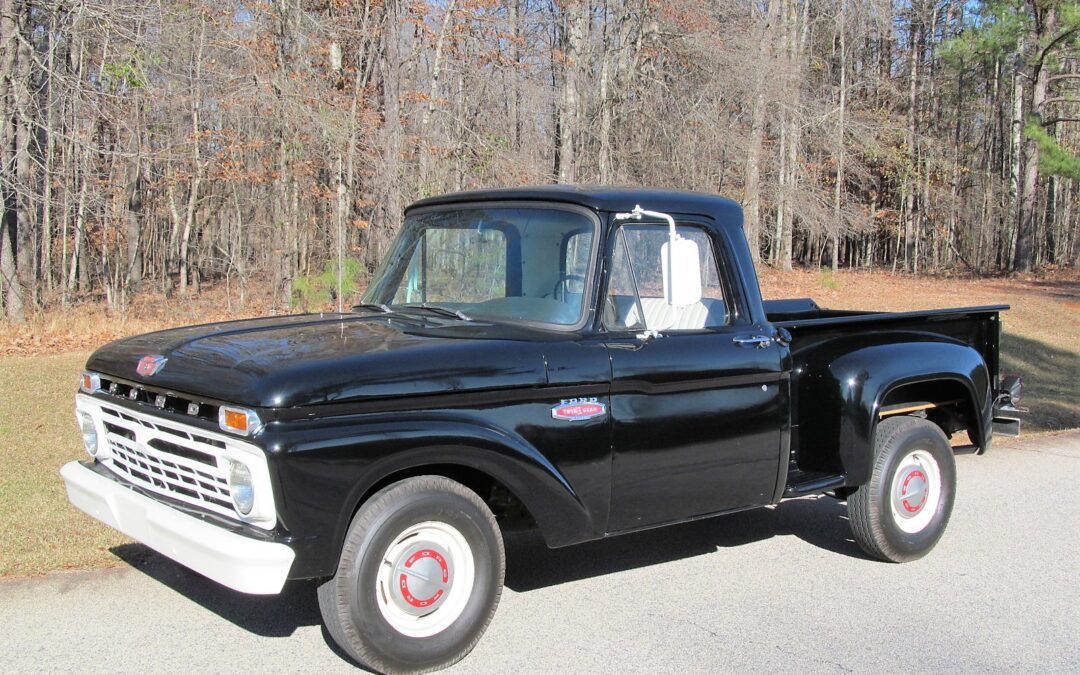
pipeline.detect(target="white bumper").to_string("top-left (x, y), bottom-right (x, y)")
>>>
top-left (61, 461), bottom-right (295, 594)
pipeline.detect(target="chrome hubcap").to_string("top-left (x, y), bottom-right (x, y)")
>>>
top-left (391, 543), bottom-right (453, 615)
top-left (375, 521), bottom-right (475, 638)
top-left (890, 450), bottom-right (941, 534)
top-left (895, 468), bottom-right (928, 515)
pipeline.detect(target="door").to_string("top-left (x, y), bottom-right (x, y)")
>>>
top-left (604, 222), bottom-right (786, 532)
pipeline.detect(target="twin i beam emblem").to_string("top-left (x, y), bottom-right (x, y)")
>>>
top-left (550, 397), bottom-right (606, 422)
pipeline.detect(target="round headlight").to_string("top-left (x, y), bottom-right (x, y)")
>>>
top-left (78, 411), bottom-right (98, 456)
top-left (228, 460), bottom-right (255, 515)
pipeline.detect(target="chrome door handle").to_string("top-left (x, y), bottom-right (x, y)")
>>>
top-left (732, 334), bottom-right (773, 348)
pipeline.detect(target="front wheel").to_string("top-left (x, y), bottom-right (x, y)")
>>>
top-left (318, 476), bottom-right (505, 674)
top-left (847, 416), bottom-right (957, 563)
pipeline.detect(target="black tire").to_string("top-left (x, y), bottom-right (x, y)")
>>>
top-left (847, 416), bottom-right (957, 563)
top-left (318, 476), bottom-right (505, 674)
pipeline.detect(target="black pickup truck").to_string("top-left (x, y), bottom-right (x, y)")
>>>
top-left (62, 186), bottom-right (1020, 673)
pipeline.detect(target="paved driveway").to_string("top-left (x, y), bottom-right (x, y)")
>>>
top-left (3, 433), bottom-right (1078, 673)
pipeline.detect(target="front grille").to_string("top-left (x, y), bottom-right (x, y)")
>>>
top-left (97, 403), bottom-right (237, 519)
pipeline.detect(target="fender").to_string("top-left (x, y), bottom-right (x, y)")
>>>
top-left (260, 411), bottom-right (602, 579)
top-left (793, 335), bottom-right (991, 486)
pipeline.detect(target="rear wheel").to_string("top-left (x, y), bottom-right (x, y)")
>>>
top-left (847, 416), bottom-right (956, 562)
top-left (318, 476), bottom-right (505, 674)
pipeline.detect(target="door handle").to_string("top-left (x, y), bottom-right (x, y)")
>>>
top-left (732, 334), bottom-right (773, 348)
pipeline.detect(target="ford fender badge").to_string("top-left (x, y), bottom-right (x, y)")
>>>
top-left (136, 355), bottom-right (168, 377)
top-left (551, 398), bottom-right (606, 422)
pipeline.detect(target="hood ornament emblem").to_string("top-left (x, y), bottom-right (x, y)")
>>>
top-left (136, 355), bottom-right (168, 377)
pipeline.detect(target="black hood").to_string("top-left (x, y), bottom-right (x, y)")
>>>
top-left (86, 313), bottom-right (551, 408)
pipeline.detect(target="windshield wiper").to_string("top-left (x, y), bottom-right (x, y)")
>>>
top-left (351, 303), bottom-right (392, 314)
top-left (397, 303), bottom-right (472, 321)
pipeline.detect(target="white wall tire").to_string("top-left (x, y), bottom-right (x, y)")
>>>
top-left (318, 476), bottom-right (504, 674)
top-left (848, 416), bottom-right (957, 563)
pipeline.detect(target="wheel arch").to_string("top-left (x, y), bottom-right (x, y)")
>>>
top-left (878, 377), bottom-right (985, 448)
top-left (350, 461), bottom-right (539, 534)
top-left (336, 443), bottom-right (593, 554)
top-left (794, 338), bottom-right (992, 487)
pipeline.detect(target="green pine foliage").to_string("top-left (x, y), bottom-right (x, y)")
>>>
top-left (941, 2), bottom-right (1026, 66)
top-left (1025, 121), bottom-right (1080, 179)
top-left (291, 259), bottom-right (362, 311)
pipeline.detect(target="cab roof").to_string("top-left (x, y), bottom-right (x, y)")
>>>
top-left (406, 185), bottom-right (745, 229)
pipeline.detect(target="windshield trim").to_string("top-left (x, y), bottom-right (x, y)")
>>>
top-left (364, 200), bottom-right (603, 333)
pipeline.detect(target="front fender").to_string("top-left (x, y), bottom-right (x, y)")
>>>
top-left (795, 337), bottom-right (991, 486)
top-left (261, 411), bottom-right (600, 579)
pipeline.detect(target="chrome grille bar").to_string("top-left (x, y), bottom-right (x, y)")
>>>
top-left (105, 432), bottom-right (233, 512)
top-left (94, 402), bottom-right (237, 519)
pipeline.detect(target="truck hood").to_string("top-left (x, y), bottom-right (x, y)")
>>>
top-left (85, 313), bottom-right (550, 408)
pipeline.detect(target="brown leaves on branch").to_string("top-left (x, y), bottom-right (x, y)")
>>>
top-left (0, 0), bottom-right (1078, 324)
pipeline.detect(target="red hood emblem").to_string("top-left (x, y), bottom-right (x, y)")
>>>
top-left (136, 355), bottom-right (168, 377)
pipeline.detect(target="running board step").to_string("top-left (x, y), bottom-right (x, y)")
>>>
top-left (784, 471), bottom-right (846, 497)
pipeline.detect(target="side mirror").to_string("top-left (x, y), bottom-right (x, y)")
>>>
top-left (662, 236), bottom-right (702, 306)
top-left (612, 205), bottom-right (703, 307)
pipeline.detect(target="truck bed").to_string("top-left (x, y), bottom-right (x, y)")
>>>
top-left (764, 298), bottom-right (1007, 381)
top-left (765, 298), bottom-right (1010, 494)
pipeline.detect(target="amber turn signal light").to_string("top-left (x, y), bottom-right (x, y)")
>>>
top-left (218, 406), bottom-right (262, 436)
top-left (80, 372), bottom-right (102, 393)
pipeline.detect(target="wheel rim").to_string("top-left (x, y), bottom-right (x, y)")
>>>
top-left (890, 449), bottom-right (942, 534)
top-left (374, 520), bottom-right (475, 638)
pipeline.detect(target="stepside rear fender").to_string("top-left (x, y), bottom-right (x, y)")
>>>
top-left (261, 411), bottom-right (602, 579)
top-left (793, 336), bottom-right (992, 487)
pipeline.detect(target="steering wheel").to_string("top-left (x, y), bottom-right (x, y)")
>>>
top-left (552, 274), bottom-right (586, 302)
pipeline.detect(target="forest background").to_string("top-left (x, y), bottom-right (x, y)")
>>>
top-left (0, 0), bottom-right (1078, 320)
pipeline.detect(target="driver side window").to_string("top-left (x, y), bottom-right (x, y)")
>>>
top-left (604, 225), bottom-right (729, 332)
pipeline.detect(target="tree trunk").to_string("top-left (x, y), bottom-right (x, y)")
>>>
top-left (1008, 34), bottom-right (1025, 270)
top-left (743, 1), bottom-right (773, 264)
top-left (67, 144), bottom-right (89, 296)
top-left (775, 0), bottom-right (806, 272)
top-left (375, 0), bottom-right (404, 268)
top-left (831, 0), bottom-right (846, 272)
top-left (40, 4), bottom-right (61, 294)
top-left (509, 0), bottom-right (522, 151)
top-left (1014, 6), bottom-right (1055, 272)
top-left (178, 21), bottom-right (207, 296)
top-left (557, 1), bottom-right (587, 184)
top-left (904, 2), bottom-right (921, 272)
top-left (418, 0), bottom-right (455, 188)
top-left (598, 7), bottom-right (613, 184)
top-left (1, 0), bottom-right (24, 319)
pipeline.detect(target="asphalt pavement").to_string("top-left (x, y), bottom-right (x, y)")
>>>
top-left (3, 433), bottom-right (1078, 674)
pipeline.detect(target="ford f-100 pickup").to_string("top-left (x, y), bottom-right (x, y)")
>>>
top-left (61, 186), bottom-right (1022, 673)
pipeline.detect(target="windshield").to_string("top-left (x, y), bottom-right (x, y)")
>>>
top-left (363, 205), bottom-right (598, 327)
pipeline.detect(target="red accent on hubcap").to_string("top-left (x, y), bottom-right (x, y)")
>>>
top-left (900, 469), bottom-right (927, 513)
top-left (398, 549), bottom-right (449, 608)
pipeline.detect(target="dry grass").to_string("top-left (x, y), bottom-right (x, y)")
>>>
top-left (0, 353), bottom-right (127, 575)
top-left (0, 269), bottom-right (1075, 577)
